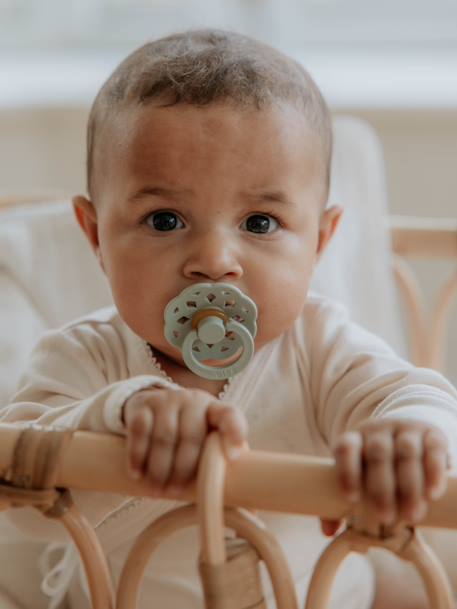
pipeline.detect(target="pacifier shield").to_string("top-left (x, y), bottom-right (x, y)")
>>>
top-left (164, 283), bottom-right (257, 379)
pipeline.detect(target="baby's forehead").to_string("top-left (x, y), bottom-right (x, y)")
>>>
top-left (86, 32), bottom-right (333, 199)
top-left (92, 101), bottom-right (328, 205)
top-left (107, 100), bottom-right (320, 154)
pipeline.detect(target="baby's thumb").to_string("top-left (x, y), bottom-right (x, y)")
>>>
top-left (207, 404), bottom-right (247, 460)
top-left (320, 518), bottom-right (342, 537)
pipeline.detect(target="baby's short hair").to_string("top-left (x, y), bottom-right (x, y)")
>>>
top-left (87, 29), bottom-right (332, 198)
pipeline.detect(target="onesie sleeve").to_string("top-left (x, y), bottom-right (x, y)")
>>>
top-left (306, 296), bottom-right (457, 464)
top-left (0, 324), bottom-right (178, 433)
top-left (0, 322), bottom-right (179, 542)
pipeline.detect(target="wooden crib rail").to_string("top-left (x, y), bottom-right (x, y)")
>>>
top-left (1, 423), bottom-right (457, 530)
top-left (1, 425), bottom-right (456, 609)
top-left (390, 216), bottom-right (457, 259)
top-left (0, 193), bottom-right (67, 209)
top-left (389, 215), bottom-right (457, 371)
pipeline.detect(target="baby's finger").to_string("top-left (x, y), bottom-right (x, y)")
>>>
top-left (167, 405), bottom-right (207, 494)
top-left (423, 428), bottom-right (448, 500)
top-left (207, 404), bottom-right (247, 460)
top-left (146, 405), bottom-right (179, 490)
top-left (126, 407), bottom-right (153, 479)
top-left (320, 519), bottom-right (342, 537)
top-left (333, 431), bottom-right (363, 502)
top-left (395, 430), bottom-right (426, 523)
top-left (364, 430), bottom-right (395, 523)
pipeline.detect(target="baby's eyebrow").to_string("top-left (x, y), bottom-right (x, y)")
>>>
top-left (129, 186), bottom-right (192, 203)
top-left (128, 186), bottom-right (294, 207)
top-left (244, 190), bottom-right (294, 206)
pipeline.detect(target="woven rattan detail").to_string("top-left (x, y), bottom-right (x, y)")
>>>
top-left (199, 538), bottom-right (266, 609)
top-left (0, 424), bottom-right (74, 514)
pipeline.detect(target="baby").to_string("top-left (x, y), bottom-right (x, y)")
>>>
top-left (3, 28), bottom-right (457, 609)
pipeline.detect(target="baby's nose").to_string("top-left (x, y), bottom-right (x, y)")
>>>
top-left (182, 232), bottom-right (243, 281)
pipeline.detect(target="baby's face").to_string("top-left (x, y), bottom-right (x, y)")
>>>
top-left (77, 101), bottom-right (339, 365)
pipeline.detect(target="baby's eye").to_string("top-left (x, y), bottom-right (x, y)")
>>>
top-left (241, 214), bottom-right (279, 234)
top-left (146, 211), bottom-right (184, 231)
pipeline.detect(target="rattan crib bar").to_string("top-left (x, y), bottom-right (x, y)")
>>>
top-left (0, 423), bottom-right (456, 529)
top-left (0, 424), bottom-right (455, 609)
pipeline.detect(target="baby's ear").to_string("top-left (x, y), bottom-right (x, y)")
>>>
top-left (72, 196), bottom-right (103, 266)
top-left (316, 205), bottom-right (343, 258)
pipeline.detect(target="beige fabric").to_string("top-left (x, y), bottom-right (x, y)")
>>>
top-left (0, 517), bottom-right (69, 609)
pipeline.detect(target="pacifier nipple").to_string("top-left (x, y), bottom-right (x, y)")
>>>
top-left (164, 283), bottom-right (257, 380)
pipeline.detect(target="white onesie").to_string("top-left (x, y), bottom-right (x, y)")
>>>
top-left (2, 293), bottom-right (457, 609)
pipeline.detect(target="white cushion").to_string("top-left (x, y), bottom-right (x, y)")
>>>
top-left (0, 200), bottom-right (111, 406)
top-left (312, 116), bottom-right (404, 354)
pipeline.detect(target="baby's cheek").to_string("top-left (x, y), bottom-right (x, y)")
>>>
top-left (108, 273), bottom-right (162, 337)
top-left (255, 282), bottom-right (309, 345)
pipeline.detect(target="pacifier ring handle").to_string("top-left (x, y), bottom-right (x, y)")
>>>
top-left (182, 320), bottom-right (254, 380)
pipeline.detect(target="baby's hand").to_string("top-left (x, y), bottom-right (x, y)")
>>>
top-left (122, 387), bottom-right (247, 496)
top-left (321, 419), bottom-right (449, 536)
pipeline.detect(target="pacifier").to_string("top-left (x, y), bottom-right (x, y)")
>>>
top-left (164, 283), bottom-right (257, 380)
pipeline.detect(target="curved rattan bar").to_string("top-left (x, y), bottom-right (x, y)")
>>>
top-left (391, 254), bottom-right (429, 367)
top-left (116, 505), bottom-right (197, 609)
top-left (197, 433), bottom-right (298, 608)
top-left (304, 530), bottom-right (353, 609)
top-left (390, 216), bottom-right (457, 372)
top-left (198, 433), bottom-right (227, 565)
top-left (117, 505), bottom-right (298, 609)
top-left (59, 503), bottom-right (114, 609)
top-left (400, 530), bottom-right (454, 608)
top-left (430, 269), bottom-right (457, 371)
top-left (305, 526), bottom-right (454, 609)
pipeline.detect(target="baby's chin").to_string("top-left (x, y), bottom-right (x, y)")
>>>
top-left (145, 339), bottom-right (182, 361)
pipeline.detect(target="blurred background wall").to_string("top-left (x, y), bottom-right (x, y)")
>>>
top-left (1, 0), bottom-right (456, 376)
